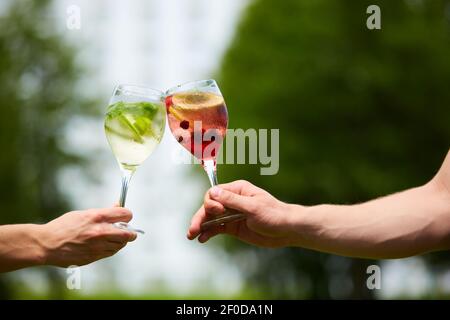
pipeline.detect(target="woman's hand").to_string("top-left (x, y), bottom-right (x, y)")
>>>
top-left (187, 180), bottom-right (300, 248)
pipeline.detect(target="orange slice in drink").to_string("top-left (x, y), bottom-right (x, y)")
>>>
top-left (168, 92), bottom-right (224, 128)
top-left (172, 92), bottom-right (224, 110)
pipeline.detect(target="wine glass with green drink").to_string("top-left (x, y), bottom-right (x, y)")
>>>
top-left (105, 84), bottom-right (166, 234)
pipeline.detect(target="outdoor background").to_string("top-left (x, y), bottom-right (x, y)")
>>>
top-left (1, 0), bottom-right (450, 299)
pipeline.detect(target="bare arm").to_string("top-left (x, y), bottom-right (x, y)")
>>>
top-left (0, 224), bottom-right (46, 272)
top-left (188, 150), bottom-right (450, 259)
top-left (291, 180), bottom-right (450, 258)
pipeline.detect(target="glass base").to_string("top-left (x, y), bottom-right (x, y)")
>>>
top-left (200, 213), bottom-right (246, 231)
top-left (113, 222), bottom-right (145, 234)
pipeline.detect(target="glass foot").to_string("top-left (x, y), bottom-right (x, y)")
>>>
top-left (200, 213), bottom-right (246, 231)
top-left (113, 222), bottom-right (145, 234)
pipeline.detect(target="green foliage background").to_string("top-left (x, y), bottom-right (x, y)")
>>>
top-left (218, 0), bottom-right (450, 298)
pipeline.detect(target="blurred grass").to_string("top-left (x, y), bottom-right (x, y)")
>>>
top-left (15, 288), bottom-right (266, 300)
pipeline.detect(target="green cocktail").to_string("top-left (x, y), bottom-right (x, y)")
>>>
top-left (104, 85), bottom-right (166, 234)
top-left (105, 101), bottom-right (165, 171)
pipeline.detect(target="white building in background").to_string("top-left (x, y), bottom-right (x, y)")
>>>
top-left (50, 0), bottom-right (249, 296)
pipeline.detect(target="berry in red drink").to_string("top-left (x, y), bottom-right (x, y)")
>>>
top-left (180, 120), bottom-right (189, 129)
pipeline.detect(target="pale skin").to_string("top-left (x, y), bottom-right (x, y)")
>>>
top-left (0, 207), bottom-right (137, 273)
top-left (188, 150), bottom-right (450, 259)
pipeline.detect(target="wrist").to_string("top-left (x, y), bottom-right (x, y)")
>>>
top-left (280, 203), bottom-right (311, 246)
top-left (283, 204), bottom-right (325, 248)
top-left (30, 224), bottom-right (50, 267)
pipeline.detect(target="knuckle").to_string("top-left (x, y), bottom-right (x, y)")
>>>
top-left (88, 224), bottom-right (107, 239)
top-left (76, 210), bottom-right (91, 220)
top-left (213, 205), bottom-right (225, 214)
top-left (204, 200), bottom-right (216, 210)
top-left (118, 232), bottom-right (131, 242)
top-left (123, 209), bottom-right (133, 219)
top-left (93, 224), bottom-right (104, 236)
top-left (117, 208), bottom-right (132, 220)
top-left (221, 190), bottom-right (232, 201)
top-left (100, 212), bottom-right (111, 221)
top-left (90, 210), bottom-right (104, 222)
top-left (82, 212), bottom-right (94, 223)
top-left (128, 231), bottom-right (137, 242)
top-left (236, 179), bottom-right (250, 187)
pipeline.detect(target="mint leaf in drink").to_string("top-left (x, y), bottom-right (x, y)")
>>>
top-left (105, 101), bottom-right (160, 144)
top-left (106, 101), bottom-right (159, 119)
top-left (140, 102), bottom-right (159, 118)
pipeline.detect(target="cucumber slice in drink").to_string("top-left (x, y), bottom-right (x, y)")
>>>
top-left (117, 114), bottom-right (145, 144)
top-left (134, 116), bottom-right (155, 138)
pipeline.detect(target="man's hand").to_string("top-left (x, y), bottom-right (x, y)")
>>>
top-left (38, 207), bottom-right (137, 267)
top-left (187, 180), bottom-right (299, 248)
top-left (187, 151), bottom-right (450, 259)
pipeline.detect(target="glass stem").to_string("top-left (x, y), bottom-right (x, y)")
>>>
top-left (203, 159), bottom-right (218, 187)
top-left (119, 169), bottom-right (135, 207)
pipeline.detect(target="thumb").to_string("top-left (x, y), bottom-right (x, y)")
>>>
top-left (209, 186), bottom-right (256, 214)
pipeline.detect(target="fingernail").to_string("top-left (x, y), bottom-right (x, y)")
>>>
top-left (209, 186), bottom-right (222, 198)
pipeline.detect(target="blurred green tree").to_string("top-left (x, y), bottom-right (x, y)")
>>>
top-left (0, 0), bottom-right (92, 298)
top-left (218, 0), bottom-right (450, 298)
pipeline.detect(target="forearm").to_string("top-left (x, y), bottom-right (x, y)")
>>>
top-left (288, 181), bottom-right (450, 259)
top-left (0, 224), bottom-right (46, 272)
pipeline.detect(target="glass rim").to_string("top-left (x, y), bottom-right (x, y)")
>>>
top-left (114, 84), bottom-right (164, 99)
top-left (166, 79), bottom-right (218, 95)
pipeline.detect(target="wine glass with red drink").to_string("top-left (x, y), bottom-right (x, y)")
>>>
top-left (165, 79), bottom-right (245, 230)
